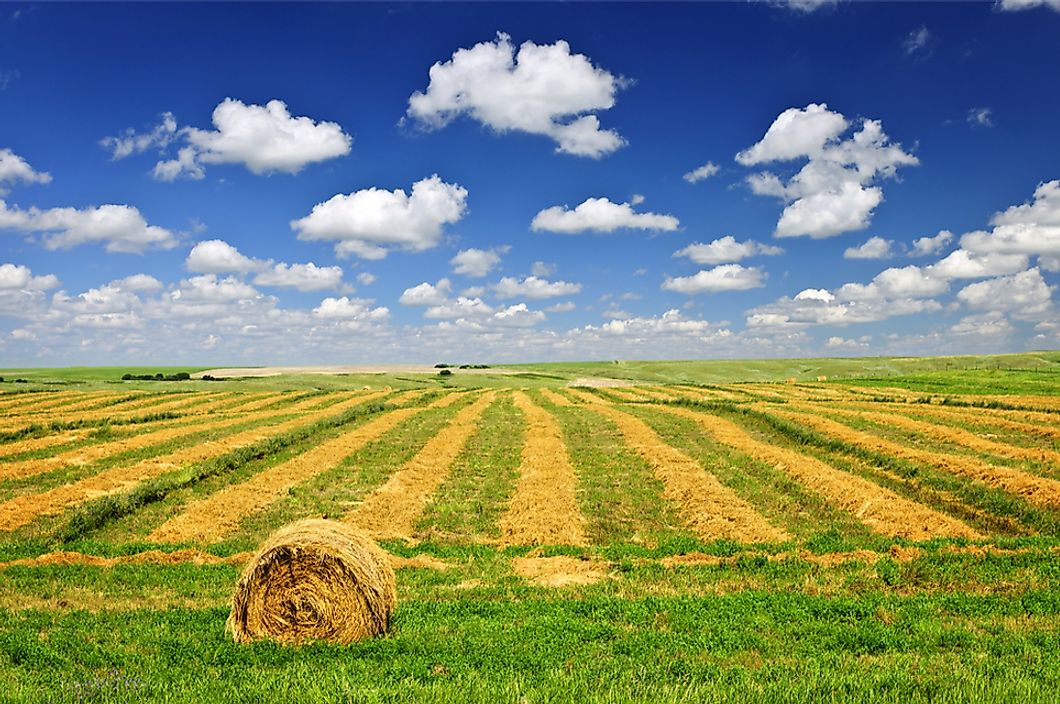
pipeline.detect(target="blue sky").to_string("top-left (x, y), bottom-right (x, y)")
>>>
top-left (1, 1), bottom-right (1059, 365)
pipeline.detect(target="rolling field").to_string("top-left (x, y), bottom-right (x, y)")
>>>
top-left (1, 360), bottom-right (1059, 702)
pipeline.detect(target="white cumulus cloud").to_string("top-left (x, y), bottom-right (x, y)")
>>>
top-left (450, 246), bottom-right (507, 277)
top-left (0, 200), bottom-right (177, 253)
top-left (737, 103), bottom-right (918, 238)
top-left (531, 197), bottom-right (679, 234)
top-left (844, 236), bottom-right (894, 260)
top-left (399, 279), bottom-right (452, 306)
top-left (910, 230), bottom-right (953, 257)
top-left (493, 275), bottom-right (581, 300)
top-left (406, 32), bottom-right (627, 158)
top-left (186, 239), bottom-right (261, 273)
top-left (662, 264), bottom-right (766, 294)
top-left (292, 175), bottom-right (468, 259)
top-left (253, 262), bottom-right (345, 292)
top-left (0, 148), bottom-right (52, 193)
top-left (105, 99), bottom-right (351, 180)
top-left (674, 236), bottom-right (784, 265)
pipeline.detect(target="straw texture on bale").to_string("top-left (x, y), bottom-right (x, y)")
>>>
top-left (227, 519), bottom-right (396, 645)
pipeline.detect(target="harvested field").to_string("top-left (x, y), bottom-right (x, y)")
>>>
top-left (568, 389), bottom-right (789, 543)
top-left (766, 406), bottom-right (1060, 510)
top-left (346, 392), bottom-right (499, 540)
top-left (656, 405), bottom-right (979, 540)
top-left (497, 392), bottom-right (586, 546)
top-left (149, 397), bottom-right (446, 543)
top-left (0, 391), bottom-right (394, 531)
top-left (4, 363), bottom-right (1060, 702)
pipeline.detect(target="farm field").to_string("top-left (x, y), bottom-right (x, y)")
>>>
top-left (0, 358), bottom-right (1059, 702)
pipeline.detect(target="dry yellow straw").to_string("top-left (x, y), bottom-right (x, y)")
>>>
top-left (226, 519), bottom-right (396, 645)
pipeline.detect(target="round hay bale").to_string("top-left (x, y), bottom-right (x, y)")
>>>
top-left (226, 518), bottom-right (396, 645)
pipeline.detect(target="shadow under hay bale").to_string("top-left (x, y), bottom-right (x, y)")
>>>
top-left (227, 518), bottom-right (396, 645)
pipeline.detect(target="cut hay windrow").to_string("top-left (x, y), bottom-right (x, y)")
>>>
top-left (512, 554), bottom-right (607, 587)
top-left (656, 405), bottom-right (980, 540)
top-left (594, 388), bottom-right (650, 403)
top-left (791, 403), bottom-right (1060, 466)
top-left (833, 400), bottom-right (1060, 440)
top-left (0, 430), bottom-right (89, 460)
top-left (346, 392), bottom-right (498, 541)
top-left (673, 385), bottom-right (745, 402)
top-left (567, 389), bottom-right (789, 543)
top-left (227, 519), bottom-right (396, 645)
top-left (497, 392), bottom-right (586, 546)
top-left (537, 388), bottom-right (574, 407)
top-left (148, 394), bottom-right (453, 544)
top-left (0, 391), bottom-right (236, 433)
top-left (0, 392), bottom-right (77, 413)
top-left (0, 392), bottom-right (134, 417)
top-left (0, 548), bottom-right (448, 571)
top-left (766, 406), bottom-right (1060, 510)
top-left (0, 393), bottom-right (363, 482)
top-left (0, 391), bottom-right (395, 532)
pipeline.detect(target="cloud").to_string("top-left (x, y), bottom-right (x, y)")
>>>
top-left (825, 335), bottom-right (870, 350)
top-left (843, 236), bottom-right (894, 260)
top-left (0, 149), bottom-right (52, 193)
top-left (967, 107), bottom-right (993, 127)
top-left (253, 262), bottom-right (345, 292)
top-left (662, 264), bottom-right (766, 294)
top-left (737, 103), bottom-right (918, 238)
top-left (956, 268), bottom-right (1054, 319)
top-left (185, 239), bottom-right (260, 274)
top-left (949, 312), bottom-right (1013, 338)
top-left (104, 99), bottom-right (351, 180)
top-left (424, 296), bottom-right (494, 320)
top-left (998, 0), bottom-right (1060, 11)
top-left (406, 32), bottom-right (626, 158)
top-left (313, 296), bottom-right (389, 322)
top-left (960, 180), bottom-right (1060, 263)
top-left (546, 301), bottom-right (576, 313)
top-left (928, 250), bottom-right (1029, 279)
top-left (493, 275), bottom-right (581, 300)
top-left (450, 246), bottom-right (507, 277)
top-left (399, 279), bottom-right (452, 306)
top-left (674, 236), bottom-right (783, 265)
top-left (683, 162), bottom-right (720, 184)
top-left (356, 272), bottom-right (376, 286)
top-left (531, 261), bottom-right (556, 277)
top-left (0, 263), bottom-right (58, 292)
top-left (910, 230), bottom-right (953, 257)
top-left (531, 197), bottom-right (679, 234)
top-left (0, 200), bottom-right (177, 253)
top-left (903, 26), bottom-right (932, 55)
top-left (100, 113), bottom-right (178, 160)
top-left (115, 274), bottom-right (163, 292)
top-left (775, 0), bottom-right (838, 13)
top-left (292, 175), bottom-right (468, 259)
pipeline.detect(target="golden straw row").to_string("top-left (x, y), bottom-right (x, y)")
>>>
top-left (497, 391), bottom-right (586, 546)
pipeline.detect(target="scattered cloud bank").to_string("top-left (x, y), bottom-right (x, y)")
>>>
top-left (103, 99), bottom-right (351, 180)
top-left (406, 33), bottom-right (627, 158)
